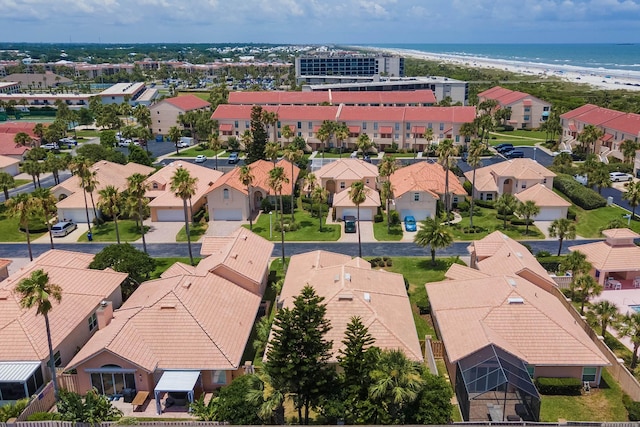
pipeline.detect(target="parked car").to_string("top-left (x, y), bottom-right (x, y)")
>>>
top-left (610, 172), bottom-right (633, 182)
top-left (42, 143), bottom-right (59, 150)
top-left (176, 141), bottom-right (190, 148)
top-left (51, 221), bottom-right (77, 237)
top-left (505, 150), bottom-right (525, 159)
top-left (59, 137), bottom-right (77, 146)
top-left (404, 215), bottom-right (417, 232)
top-left (195, 155), bottom-right (207, 163)
top-left (344, 216), bottom-right (357, 233)
top-left (495, 143), bottom-right (514, 153)
top-left (228, 152), bottom-right (239, 164)
top-left (573, 174), bottom-right (588, 186)
top-left (117, 139), bottom-right (132, 147)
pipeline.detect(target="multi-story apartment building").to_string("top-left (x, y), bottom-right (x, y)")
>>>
top-left (477, 86), bottom-right (551, 129)
top-left (295, 53), bottom-right (404, 84)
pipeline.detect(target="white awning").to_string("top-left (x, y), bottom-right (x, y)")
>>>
top-left (0, 362), bottom-right (40, 383)
top-left (155, 370), bottom-right (200, 392)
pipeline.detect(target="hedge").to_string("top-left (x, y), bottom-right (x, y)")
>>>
top-left (623, 394), bottom-right (640, 421)
top-left (535, 377), bottom-right (582, 395)
top-left (474, 199), bottom-right (495, 209)
top-left (463, 180), bottom-right (472, 196)
top-left (553, 174), bottom-right (606, 210)
top-left (536, 256), bottom-right (564, 273)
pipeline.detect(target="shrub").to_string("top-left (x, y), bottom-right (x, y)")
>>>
top-left (553, 174), bottom-right (606, 210)
top-left (623, 395), bottom-right (640, 421)
top-left (456, 200), bottom-right (470, 212)
top-left (0, 398), bottom-right (29, 422)
top-left (606, 162), bottom-right (633, 174)
top-left (374, 213), bottom-right (384, 223)
top-left (567, 206), bottom-right (577, 220)
top-left (458, 225), bottom-right (486, 234)
top-left (309, 203), bottom-right (329, 217)
top-left (261, 198), bottom-right (273, 213)
top-left (536, 256), bottom-right (564, 273)
top-left (193, 207), bottom-right (208, 223)
top-left (536, 250), bottom-right (552, 258)
top-left (389, 210), bottom-right (400, 225)
top-left (385, 258), bottom-right (393, 267)
top-left (510, 218), bottom-right (533, 226)
top-left (463, 180), bottom-right (472, 196)
top-left (535, 377), bottom-right (582, 395)
top-left (474, 199), bottom-right (495, 209)
top-left (27, 412), bottom-right (62, 421)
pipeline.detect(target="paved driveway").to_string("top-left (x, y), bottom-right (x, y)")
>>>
top-left (32, 222), bottom-right (89, 244)
top-left (205, 220), bottom-right (247, 237)
top-left (136, 220), bottom-right (185, 243)
top-left (339, 220), bottom-right (375, 242)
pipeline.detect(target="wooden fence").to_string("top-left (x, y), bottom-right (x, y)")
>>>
top-left (15, 382), bottom-right (56, 422)
top-left (56, 372), bottom-right (79, 394)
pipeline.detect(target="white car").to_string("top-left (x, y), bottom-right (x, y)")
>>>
top-left (177, 141), bottom-right (190, 148)
top-left (42, 143), bottom-right (59, 150)
top-left (609, 172), bottom-right (633, 182)
top-left (117, 139), bottom-right (132, 147)
top-left (195, 155), bottom-right (207, 163)
top-left (573, 174), bottom-right (588, 186)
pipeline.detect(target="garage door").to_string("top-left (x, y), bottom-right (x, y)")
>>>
top-left (58, 208), bottom-right (92, 224)
top-left (213, 209), bottom-right (243, 221)
top-left (535, 208), bottom-right (563, 221)
top-left (400, 210), bottom-right (430, 222)
top-left (341, 208), bottom-right (373, 221)
top-left (156, 209), bottom-right (185, 222)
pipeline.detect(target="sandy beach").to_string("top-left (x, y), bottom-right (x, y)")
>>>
top-left (358, 46), bottom-right (640, 92)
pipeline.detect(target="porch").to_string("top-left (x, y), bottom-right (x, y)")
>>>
top-left (109, 391), bottom-right (215, 418)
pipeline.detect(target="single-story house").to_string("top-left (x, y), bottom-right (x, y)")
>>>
top-left (464, 158), bottom-right (556, 201)
top-left (205, 159), bottom-right (299, 221)
top-left (0, 122), bottom-right (40, 160)
top-left (314, 158), bottom-right (378, 195)
top-left (0, 154), bottom-right (20, 176)
top-left (66, 230), bottom-right (274, 412)
top-left (53, 161), bottom-right (154, 223)
top-left (145, 161), bottom-right (223, 222)
top-left (569, 228), bottom-right (640, 286)
top-left (389, 161), bottom-right (466, 220)
top-left (275, 250), bottom-right (423, 362)
top-left (0, 250), bottom-right (127, 405)
top-left (332, 186), bottom-right (381, 221)
top-left (514, 183), bottom-right (570, 221)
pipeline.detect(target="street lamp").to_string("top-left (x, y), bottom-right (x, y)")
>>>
top-left (269, 211), bottom-right (273, 239)
top-left (533, 147), bottom-right (537, 161)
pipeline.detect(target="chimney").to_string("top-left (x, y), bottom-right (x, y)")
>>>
top-left (96, 300), bottom-right (113, 329)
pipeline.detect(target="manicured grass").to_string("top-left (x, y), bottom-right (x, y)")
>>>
top-left (372, 214), bottom-right (403, 241)
top-left (495, 129), bottom-right (547, 139)
top-left (314, 151), bottom-right (359, 159)
top-left (0, 203), bottom-right (47, 242)
top-left (450, 206), bottom-right (544, 240)
top-left (176, 222), bottom-right (208, 242)
top-left (169, 146), bottom-right (225, 157)
top-left (244, 209), bottom-right (341, 241)
top-left (76, 129), bottom-right (101, 138)
top-left (11, 179), bottom-right (31, 188)
top-left (77, 219), bottom-right (149, 242)
top-left (150, 257), bottom-right (198, 279)
top-left (539, 369), bottom-right (628, 422)
top-left (177, 91), bottom-right (209, 101)
top-left (489, 136), bottom-right (540, 146)
top-left (574, 205), bottom-right (640, 237)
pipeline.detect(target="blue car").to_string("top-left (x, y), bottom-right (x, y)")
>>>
top-left (404, 215), bottom-right (417, 232)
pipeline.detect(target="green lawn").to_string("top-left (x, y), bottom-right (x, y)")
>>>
top-left (176, 222), bottom-right (208, 242)
top-left (150, 257), bottom-right (199, 279)
top-left (574, 205), bottom-right (640, 237)
top-left (11, 179), bottom-right (31, 188)
top-left (372, 214), bottom-right (403, 241)
top-left (170, 146), bottom-right (224, 157)
top-left (75, 129), bottom-right (101, 138)
top-left (245, 210), bottom-right (341, 241)
top-left (0, 203), bottom-right (47, 242)
top-left (77, 219), bottom-right (148, 242)
top-left (177, 91), bottom-right (209, 101)
top-left (539, 369), bottom-right (628, 422)
top-left (450, 206), bottom-right (544, 240)
top-left (495, 129), bottom-right (547, 139)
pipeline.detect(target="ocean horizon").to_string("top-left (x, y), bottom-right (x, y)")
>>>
top-left (362, 43), bottom-right (640, 74)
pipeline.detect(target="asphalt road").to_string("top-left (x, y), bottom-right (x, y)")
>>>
top-left (0, 238), bottom-right (602, 260)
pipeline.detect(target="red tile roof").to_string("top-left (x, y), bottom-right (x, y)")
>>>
top-left (478, 86), bottom-right (548, 108)
top-left (227, 89), bottom-right (437, 106)
top-left (339, 106), bottom-right (406, 122)
top-left (0, 133), bottom-right (30, 156)
top-left (163, 94), bottom-right (211, 112)
top-left (390, 161), bottom-right (466, 198)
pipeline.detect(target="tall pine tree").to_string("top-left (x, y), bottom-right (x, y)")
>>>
top-left (246, 105), bottom-right (268, 164)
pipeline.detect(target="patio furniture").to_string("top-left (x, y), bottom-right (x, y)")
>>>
top-left (487, 404), bottom-right (503, 421)
top-left (131, 391), bottom-right (149, 411)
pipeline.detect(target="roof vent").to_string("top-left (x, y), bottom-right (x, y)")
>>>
top-left (338, 294), bottom-right (354, 301)
top-left (364, 292), bottom-right (371, 302)
top-left (508, 297), bottom-right (524, 304)
top-left (508, 278), bottom-right (517, 287)
top-left (100, 300), bottom-right (108, 307)
top-left (230, 253), bottom-right (238, 259)
top-left (344, 273), bottom-right (351, 281)
top-left (160, 304), bottom-right (176, 309)
top-left (242, 235), bottom-right (247, 240)
top-left (515, 252), bottom-right (523, 258)
top-left (334, 274), bottom-right (340, 282)
top-left (0, 290), bottom-right (9, 300)
top-left (182, 281), bottom-right (192, 289)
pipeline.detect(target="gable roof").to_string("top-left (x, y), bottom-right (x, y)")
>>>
top-left (315, 158), bottom-right (379, 182)
top-left (162, 94), bottom-right (210, 112)
top-left (390, 161), bottom-right (466, 198)
top-left (427, 272), bottom-right (609, 366)
top-left (146, 161), bottom-right (223, 208)
top-left (332, 187), bottom-right (381, 208)
top-left (464, 159), bottom-right (555, 192)
top-left (478, 86), bottom-right (549, 108)
top-left (206, 159), bottom-right (300, 197)
top-left (514, 183), bottom-right (571, 208)
top-left (569, 234), bottom-right (640, 272)
top-left (0, 250), bottom-right (127, 362)
top-left (279, 251), bottom-right (423, 362)
top-left (227, 89), bottom-right (437, 106)
top-left (0, 154), bottom-right (21, 168)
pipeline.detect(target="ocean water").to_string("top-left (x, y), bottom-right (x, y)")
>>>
top-left (366, 43), bottom-right (640, 74)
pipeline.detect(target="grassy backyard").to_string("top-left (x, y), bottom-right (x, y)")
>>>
top-left (0, 203), bottom-right (47, 242)
top-left (77, 219), bottom-right (148, 242)
top-left (245, 209), bottom-right (340, 241)
top-left (450, 205), bottom-right (545, 240)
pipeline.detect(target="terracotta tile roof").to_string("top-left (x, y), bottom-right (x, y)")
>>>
top-left (0, 133), bottom-right (30, 156)
top-left (315, 158), bottom-right (379, 182)
top-left (227, 90), bottom-right (437, 106)
top-left (602, 228), bottom-right (640, 239)
top-left (464, 159), bottom-right (555, 192)
top-left (229, 91), bottom-right (331, 105)
top-left (146, 161), bottom-right (223, 209)
top-left (332, 89), bottom-right (437, 105)
top-left (210, 104), bottom-right (280, 120)
top-left (196, 228), bottom-right (274, 292)
top-left (273, 105), bottom-right (340, 121)
top-left (163, 94), bottom-right (210, 112)
top-left (445, 263), bottom-right (490, 280)
top-left (0, 250), bottom-right (127, 362)
top-left (0, 154), bottom-right (20, 168)
top-left (601, 112), bottom-right (640, 136)
top-left (427, 274), bottom-right (610, 366)
top-left (0, 122), bottom-right (39, 137)
top-left (279, 251), bottom-right (423, 362)
top-left (390, 161), bottom-right (466, 198)
top-left (514, 183), bottom-right (571, 207)
top-left (403, 106), bottom-right (476, 123)
top-left (332, 187), bottom-right (381, 208)
top-left (205, 159), bottom-right (300, 197)
top-left (67, 273), bottom-right (262, 372)
top-left (478, 86), bottom-right (549, 108)
top-left (561, 104), bottom-right (625, 126)
top-left (338, 106), bottom-right (407, 122)
top-left (569, 237), bottom-right (640, 272)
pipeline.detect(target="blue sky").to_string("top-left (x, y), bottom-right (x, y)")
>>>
top-left (0, 0), bottom-right (639, 44)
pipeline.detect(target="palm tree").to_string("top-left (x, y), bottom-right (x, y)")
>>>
top-left (577, 124), bottom-right (604, 154)
top-left (209, 133), bottom-right (222, 170)
top-left (98, 186), bottom-right (123, 244)
top-left (33, 123), bottom-right (45, 146)
top-left (357, 133), bottom-right (374, 158)
top-left (282, 125), bottom-right (294, 146)
top-left (423, 128), bottom-right (434, 157)
top-left (590, 300), bottom-right (619, 337)
top-left (264, 141), bottom-right (280, 167)
top-left (436, 139), bottom-right (457, 215)
top-left (240, 129), bottom-right (253, 152)
top-left (548, 218), bottom-right (577, 256)
top-left (246, 370), bottom-right (286, 424)
top-left (32, 188), bottom-right (58, 250)
top-left (171, 167), bottom-right (198, 266)
top-left (515, 200), bottom-right (540, 235)
top-left (168, 125), bottom-right (183, 155)
top-left (495, 193), bottom-right (518, 229)
top-left (14, 131), bottom-right (34, 148)
top-left (617, 312), bottom-right (640, 369)
top-left (335, 122), bottom-right (349, 157)
top-left (304, 172), bottom-right (317, 198)
top-left (623, 181), bottom-right (640, 220)
top-left (378, 156), bottom-right (398, 232)
top-left (21, 159), bottom-right (43, 189)
top-left (380, 180), bottom-right (395, 233)
top-left (570, 274), bottom-right (603, 315)
top-left (560, 250), bottom-right (592, 276)
top-left (311, 186), bottom-right (328, 231)
top-left (349, 181), bottom-right (368, 258)
top-left (459, 121), bottom-right (477, 149)
top-left (283, 145), bottom-right (303, 221)
top-left (69, 158), bottom-right (93, 235)
top-left (414, 216), bottom-right (454, 266)
top-left (239, 165), bottom-right (255, 231)
top-left (0, 171), bottom-right (15, 200)
top-left (84, 169), bottom-right (100, 220)
top-left (317, 120), bottom-right (335, 160)
top-left (7, 193), bottom-right (38, 261)
top-left (467, 139), bottom-right (483, 228)
top-left (269, 166), bottom-right (289, 272)
top-left (261, 110), bottom-right (279, 144)
top-left (15, 269), bottom-right (62, 398)
top-left (126, 173), bottom-right (150, 254)
top-left (590, 163), bottom-right (611, 194)
top-left (620, 139), bottom-right (639, 164)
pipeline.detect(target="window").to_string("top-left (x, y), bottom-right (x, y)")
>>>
top-left (395, 134), bottom-right (400, 139)
top-left (152, 183), bottom-right (158, 189)
top-left (543, 106), bottom-right (550, 111)
top-left (223, 189), bottom-right (229, 200)
top-left (362, 122), bottom-right (367, 130)
top-left (582, 367), bottom-right (597, 382)
top-left (297, 121), bottom-right (301, 129)
top-left (366, 179), bottom-right (370, 184)
top-left (53, 351), bottom-right (62, 367)
top-left (521, 183), bottom-right (527, 189)
top-left (234, 121), bottom-right (238, 128)
top-left (543, 178), bottom-right (547, 184)
top-left (340, 182), bottom-right (346, 189)
top-left (245, 121), bottom-right (250, 128)
top-left (308, 122), bottom-right (313, 129)
top-left (373, 122), bottom-right (378, 130)
top-left (439, 123), bottom-right (444, 131)
top-left (395, 123), bottom-right (400, 131)
top-left (486, 193), bottom-right (493, 201)
top-left (414, 193), bottom-right (420, 201)
top-left (88, 313), bottom-right (97, 332)
top-left (308, 132), bottom-right (312, 137)
top-left (406, 122), bottom-right (411, 130)
top-left (524, 107), bottom-right (531, 112)
top-left (428, 123), bottom-right (432, 129)
top-left (524, 115), bottom-right (530, 121)
top-left (212, 371), bottom-right (227, 385)
top-left (526, 365), bottom-right (535, 379)
top-left (373, 133), bottom-right (378, 138)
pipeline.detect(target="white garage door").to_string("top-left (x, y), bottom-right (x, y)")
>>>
top-left (341, 208), bottom-right (373, 221)
top-left (156, 209), bottom-right (185, 222)
top-left (400, 210), bottom-right (430, 222)
top-left (58, 208), bottom-right (92, 224)
top-left (213, 209), bottom-right (243, 221)
top-left (535, 208), bottom-right (563, 221)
